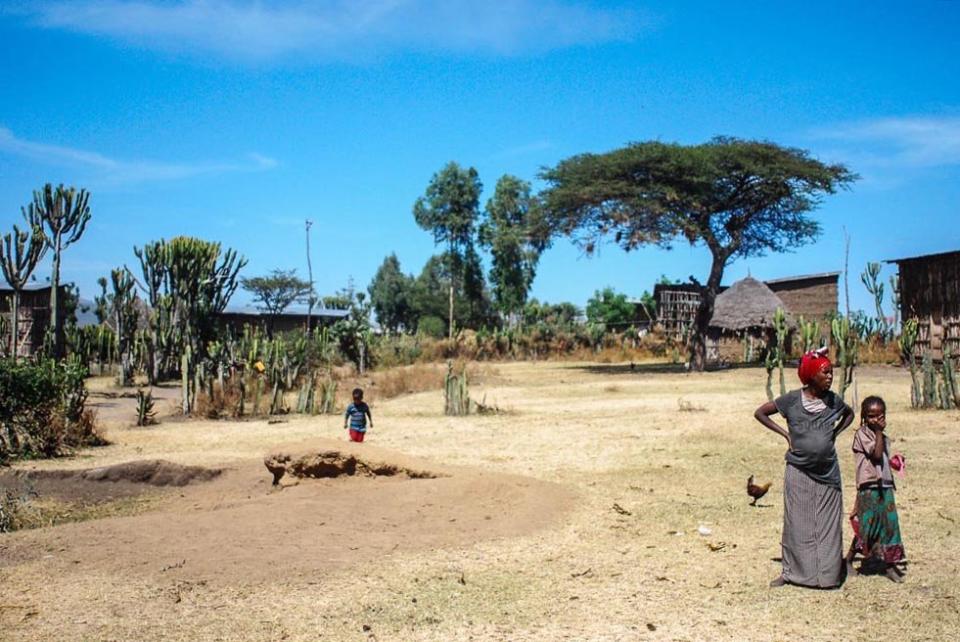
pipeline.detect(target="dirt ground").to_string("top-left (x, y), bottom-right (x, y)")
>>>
top-left (1, 362), bottom-right (958, 641)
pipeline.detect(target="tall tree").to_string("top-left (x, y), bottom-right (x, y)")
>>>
top-left (479, 175), bottom-right (548, 324)
top-left (586, 287), bottom-right (635, 328)
top-left (368, 254), bottom-right (415, 333)
top-left (0, 225), bottom-right (47, 358)
top-left (413, 162), bottom-right (482, 338)
top-left (540, 137), bottom-right (856, 370)
top-left (23, 184), bottom-right (91, 358)
top-left (241, 269), bottom-right (312, 336)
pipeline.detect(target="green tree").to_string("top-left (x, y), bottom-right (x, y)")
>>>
top-left (586, 287), bottom-right (635, 328)
top-left (413, 162), bottom-right (482, 338)
top-left (241, 269), bottom-right (312, 336)
top-left (0, 225), bottom-right (47, 359)
top-left (368, 254), bottom-right (415, 333)
top-left (410, 255), bottom-right (452, 332)
top-left (410, 253), bottom-right (490, 334)
top-left (479, 175), bottom-right (548, 324)
top-left (540, 137), bottom-right (855, 370)
top-left (22, 184), bottom-right (91, 358)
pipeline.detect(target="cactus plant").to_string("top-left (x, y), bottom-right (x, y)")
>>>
top-left (23, 184), bottom-right (92, 358)
top-left (763, 307), bottom-right (788, 401)
top-left (444, 361), bottom-right (471, 415)
top-left (831, 316), bottom-right (858, 404)
top-left (136, 388), bottom-right (156, 426)
top-left (0, 224), bottom-right (48, 358)
top-left (899, 318), bottom-right (921, 408)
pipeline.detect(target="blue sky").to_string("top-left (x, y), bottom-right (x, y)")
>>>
top-left (1, 1), bottom-right (959, 316)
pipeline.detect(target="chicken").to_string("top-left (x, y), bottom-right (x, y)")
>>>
top-left (747, 475), bottom-right (771, 506)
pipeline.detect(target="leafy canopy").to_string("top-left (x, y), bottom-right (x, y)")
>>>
top-left (479, 175), bottom-right (549, 317)
top-left (367, 254), bottom-right (415, 333)
top-left (585, 287), bottom-right (635, 327)
top-left (241, 269), bottom-right (312, 317)
top-left (540, 137), bottom-right (856, 262)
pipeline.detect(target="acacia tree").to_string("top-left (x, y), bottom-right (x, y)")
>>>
top-left (241, 269), bottom-right (312, 336)
top-left (479, 175), bottom-right (548, 325)
top-left (368, 254), bottom-right (415, 333)
top-left (23, 184), bottom-right (91, 358)
top-left (540, 137), bottom-right (856, 370)
top-left (413, 162), bottom-right (482, 338)
top-left (0, 225), bottom-right (47, 358)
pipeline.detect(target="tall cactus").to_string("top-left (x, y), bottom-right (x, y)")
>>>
top-left (108, 268), bottom-right (140, 386)
top-left (899, 318), bottom-right (921, 408)
top-left (763, 307), bottom-right (788, 401)
top-left (0, 225), bottom-right (48, 358)
top-left (444, 361), bottom-right (471, 415)
top-left (23, 184), bottom-right (91, 358)
top-left (797, 315), bottom-right (822, 353)
top-left (831, 316), bottom-right (858, 404)
top-left (860, 262), bottom-right (888, 340)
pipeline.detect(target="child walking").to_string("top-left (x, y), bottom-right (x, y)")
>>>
top-left (849, 395), bottom-right (906, 582)
top-left (344, 388), bottom-right (373, 443)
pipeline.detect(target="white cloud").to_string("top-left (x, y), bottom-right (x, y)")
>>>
top-left (14, 0), bottom-right (645, 62)
top-left (0, 126), bottom-right (277, 184)
top-left (811, 115), bottom-right (960, 168)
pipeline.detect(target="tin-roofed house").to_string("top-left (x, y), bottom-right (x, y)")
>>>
top-left (887, 250), bottom-right (960, 361)
top-left (216, 305), bottom-right (350, 337)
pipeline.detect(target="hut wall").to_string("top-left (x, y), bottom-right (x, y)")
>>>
top-left (706, 328), bottom-right (774, 364)
top-left (896, 251), bottom-right (960, 361)
top-left (0, 286), bottom-right (65, 357)
top-left (765, 276), bottom-right (838, 320)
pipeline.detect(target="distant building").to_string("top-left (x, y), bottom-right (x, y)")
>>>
top-left (887, 250), bottom-right (960, 360)
top-left (706, 277), bottom-right (794, 363)
top-left (216, 305), bottom-right (350, 336)
top-left (654, 272), bottom-right (839, 340)
top-left (0, 284), bottom-right (68, 357)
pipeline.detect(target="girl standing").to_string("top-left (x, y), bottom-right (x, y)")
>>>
top-left (850, 395), bottom-right (906, 582)
top-left (754, 348), bottom-right (855, 588)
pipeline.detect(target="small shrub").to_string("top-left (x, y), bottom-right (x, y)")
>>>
top-left (0, 358), bottom-right (102, 462)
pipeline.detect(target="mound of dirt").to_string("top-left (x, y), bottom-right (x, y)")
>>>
top-left (0, 439), bottom-right (574, 587)
top-left (264, 446), bottom-right (439, 485)
top-left (14, 459), bottom-right (221, 487)
top-left (1, 460), bottom-right (222, 504)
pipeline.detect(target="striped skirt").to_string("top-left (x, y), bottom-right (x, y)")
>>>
top-left (781, 464), bottom-right (844, 588)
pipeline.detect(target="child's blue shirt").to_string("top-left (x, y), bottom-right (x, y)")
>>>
top-left (345, 402), bottom-right (370, 432)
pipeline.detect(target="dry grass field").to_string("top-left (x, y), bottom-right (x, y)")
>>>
top-left (1, 361), bottom-right (958, 641)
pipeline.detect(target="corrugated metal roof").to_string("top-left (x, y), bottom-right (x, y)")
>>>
top-left (763, 271), bottom-right (840, 285)
top-left (221, 306), bottom-right (350, 318)
top-left (884, 249), bottom-right (960, 264)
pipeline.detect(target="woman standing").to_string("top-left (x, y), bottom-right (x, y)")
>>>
top-left (754, 348), bottom-right (855, 588)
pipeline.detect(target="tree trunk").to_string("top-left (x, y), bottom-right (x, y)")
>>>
top-left (49, 236), bottom-right (62, 359)
top-left (11, 291), bottom-right (19, 359)
top-left (448, 283), bottom-right (454, 339)
top-left (689, 252), bottom-right (727, 371)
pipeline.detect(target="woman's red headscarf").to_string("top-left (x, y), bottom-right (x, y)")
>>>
top-left (798, 347), bottom-right (831, 385)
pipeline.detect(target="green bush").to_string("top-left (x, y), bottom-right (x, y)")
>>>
top-left (417, 315), bottom-right (446, 338)
top-left (0, 358), bottom-right (102, 462)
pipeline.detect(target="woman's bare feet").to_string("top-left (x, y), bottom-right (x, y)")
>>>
top-left (885, 566), bottom-right (904, 583)
top-left (846, 560), bottom-right (857, 578)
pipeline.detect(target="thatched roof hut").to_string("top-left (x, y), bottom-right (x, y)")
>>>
top-left (709, 277), bottom-right (792, 331)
